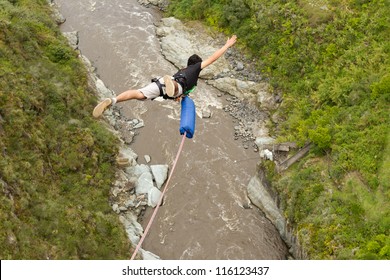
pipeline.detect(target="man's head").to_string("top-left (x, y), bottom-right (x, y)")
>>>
top-left (187, 54), bottom-right (202, 66)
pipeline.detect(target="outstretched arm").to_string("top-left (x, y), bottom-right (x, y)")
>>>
top-left (201, 35), bottom-right (237, 69)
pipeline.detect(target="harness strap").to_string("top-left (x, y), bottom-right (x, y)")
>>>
top-left (151, 78), bottom-right (175, 100)
top-left (173, 73), bottom-right (187, 93)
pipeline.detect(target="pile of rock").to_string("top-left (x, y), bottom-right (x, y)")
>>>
top-left (111, 145), bottom-right (168, 230)
top-left (223, 96), bottom-right (269, 150)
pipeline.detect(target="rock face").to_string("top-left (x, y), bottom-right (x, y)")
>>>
top-left (247, 174), bottom-right (306, 259)
top-left (207, 77), bottom-right (269, 103)
top-left (156, 18), bottom-right (231, 79)
top-left (247, 176), bottom-right (287, 240)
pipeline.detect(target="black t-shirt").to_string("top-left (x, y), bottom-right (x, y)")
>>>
top-left (174, 62), bottom-right (202, 90)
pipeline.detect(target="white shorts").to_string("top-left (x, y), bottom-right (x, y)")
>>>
top-left (139, 77), bottom-right (183, 99)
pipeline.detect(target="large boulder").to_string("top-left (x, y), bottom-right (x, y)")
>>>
top-left (136, 172), bottom-right (154, 194)
top-left (150, 164), bottom-right (169, 189)
top-left (207, 77), bottom-right (270, 103)
top-left (156, 17), bottom-right (231, 79)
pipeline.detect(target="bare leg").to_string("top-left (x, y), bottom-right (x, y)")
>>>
top-left (116, 89), bottom-right (146, 102)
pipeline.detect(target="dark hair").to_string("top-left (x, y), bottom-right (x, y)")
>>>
top-left (187, 54), bottom-right (202, 66)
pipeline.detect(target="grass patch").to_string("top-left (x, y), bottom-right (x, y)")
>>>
top-left (0, 0), bottom-right (130, 259)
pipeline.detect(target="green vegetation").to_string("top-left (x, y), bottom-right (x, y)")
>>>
top-left (0, 0), bottom-right (130, 259)
top-left (167, 0), bottom-right (389, 259)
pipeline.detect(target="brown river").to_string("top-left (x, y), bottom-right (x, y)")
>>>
top-left (55, 0), bottom-right (288, 259)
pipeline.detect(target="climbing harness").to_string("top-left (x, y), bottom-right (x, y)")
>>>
top-left (151, 77), bottom-right (175, 100)
top-left (130, 96), bottom-right (196, 260)
top-left (151, 73), bottom-right (195, 100)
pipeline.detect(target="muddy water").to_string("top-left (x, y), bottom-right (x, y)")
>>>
top-left (56, 0), bottom-right (288, 259)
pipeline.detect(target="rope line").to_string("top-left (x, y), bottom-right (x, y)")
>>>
top-left (130, 132), bottom-right (187, 260)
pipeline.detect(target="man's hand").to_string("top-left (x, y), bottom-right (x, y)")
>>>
top-left (201, 35), bottom-right (238, 69)
top-left (225, 35), bottom-right (237, 48)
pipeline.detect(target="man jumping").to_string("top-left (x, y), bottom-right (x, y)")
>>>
top-left (93, 35), bottom-right (237, 118)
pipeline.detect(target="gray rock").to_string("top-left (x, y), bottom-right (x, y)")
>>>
top-left (148, 187), bottom-right (162, 207)
top-left (112, 203), bottom-right (120, 214)
top-left (247, 176), bottom-right (290, 247)
top-left (140, 249), bottom-right (161, 260)
top-left (255, 136), bottom-right (275, 148)
top-left (133, 119), bottom-right (145, 129)
top-left (144, 155), bottom-right (151, 163)
top-left (112, 187), bottom-right (121, 197)
top-left (63, 31), bottom-right (79, 50)
top-left (150, 164), bottom-right (169, 189)
top-left (202, 107), bottom-right (212, 118)
top-left (124, 199), bottom-right (136, 208)
top-left (235, 61), bottom-right (245, 71)
top-left (207, 77), bottom-right (269, 102)
top-left (257, 89), bottom-right (277, 111)
top-left (156, 17), bottom-right (231, 79)
top-left (126, 164), bottom-right (151, 177)
top-left (135, 172), bottom-right (154, 194)
top-left (119, 213), bottom-right (144, 246)
top-left (48, 1), bottom-right (66, 25)
top-left (80, 55), bottom-right (95, 73)
top-left (95, 78), bottom-right (114, 99)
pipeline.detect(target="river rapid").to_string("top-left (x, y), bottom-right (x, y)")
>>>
top-left (55, 0), bottom-right (288, 260)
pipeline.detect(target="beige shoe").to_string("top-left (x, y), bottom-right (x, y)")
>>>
top-left (93, 98), bottom-right (112, 118)
top-left (163, 75), bottom-right (175, 97)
